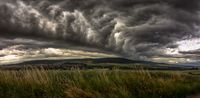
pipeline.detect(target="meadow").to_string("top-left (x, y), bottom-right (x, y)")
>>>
top-left (0, 68), bottom-right (200, 98)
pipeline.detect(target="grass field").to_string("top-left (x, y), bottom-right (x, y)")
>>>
top-left (0, 68), bottom-right (200, 98)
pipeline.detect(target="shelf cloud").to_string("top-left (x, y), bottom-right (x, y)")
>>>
top-left (0, 0), bottom-right (200, 63)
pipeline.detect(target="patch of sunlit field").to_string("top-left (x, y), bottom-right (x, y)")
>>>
top-left (0, 68), bottom-right (200, 98)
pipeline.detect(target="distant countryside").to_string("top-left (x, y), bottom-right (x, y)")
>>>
top-left (0, 58), bottom-right (200, 98)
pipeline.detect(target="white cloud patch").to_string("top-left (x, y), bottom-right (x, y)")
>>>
top-left (177, 38), bottom-right (200, 52)
top-left (162, 38), bottom-right (200, 63)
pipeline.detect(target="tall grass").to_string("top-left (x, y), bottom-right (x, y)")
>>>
top-left (0, 68), bottom-right (200, 98)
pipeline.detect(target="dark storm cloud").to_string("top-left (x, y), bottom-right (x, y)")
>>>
top-left (180, 50), bottom-right (200, 55)
top-left (0, 0), bottom-right (200, 60)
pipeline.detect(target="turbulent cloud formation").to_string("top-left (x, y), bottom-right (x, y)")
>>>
top-left (0, 37), bottom-right (115, 65)
top-left (0, 0), bottom-right (200, 63)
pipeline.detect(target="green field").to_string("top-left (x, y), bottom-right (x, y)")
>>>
top-left (0, 68), bottom-right (200, 98)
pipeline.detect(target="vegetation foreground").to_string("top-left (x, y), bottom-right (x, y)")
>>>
top-left (0, 68), bottom-right (200, 98)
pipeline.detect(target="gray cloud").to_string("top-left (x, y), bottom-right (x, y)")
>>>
top-left (0, 0), bottom-right (200, 61)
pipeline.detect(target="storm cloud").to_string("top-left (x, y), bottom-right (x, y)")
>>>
top-left (0, 0), bottom-right (200, 63)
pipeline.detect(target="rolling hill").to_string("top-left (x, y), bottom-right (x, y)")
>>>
top-left (0, 58), bottom-right (199, 70)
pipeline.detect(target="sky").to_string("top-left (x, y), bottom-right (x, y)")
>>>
top-left (0, 0), bottom-right (200, 65)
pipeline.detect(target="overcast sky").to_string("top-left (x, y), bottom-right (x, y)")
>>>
top-left (0, 0), bottom-right (200, 64)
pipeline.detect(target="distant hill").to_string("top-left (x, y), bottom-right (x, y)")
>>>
top-left (0, 57), bottom-right (199, 70)
top-left (2, 57), bottom-right (163, 66)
